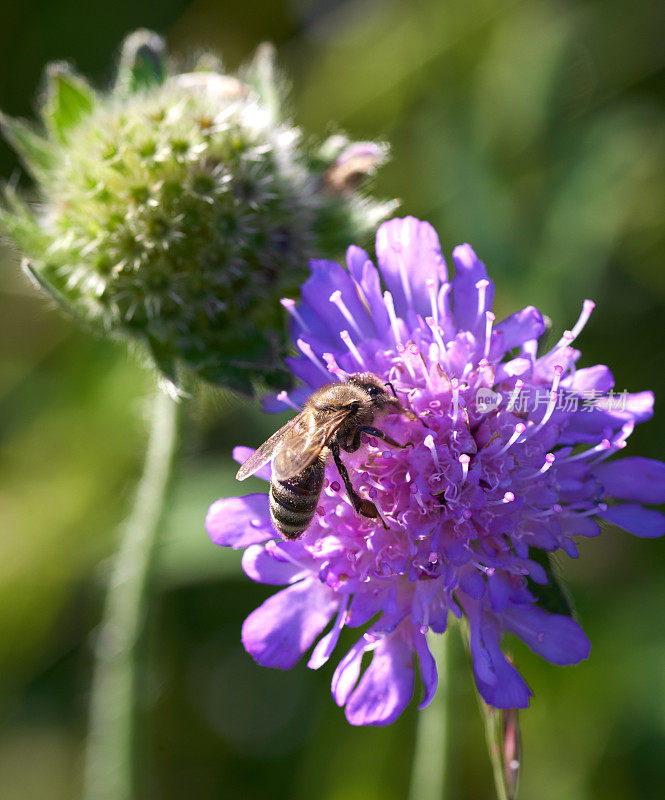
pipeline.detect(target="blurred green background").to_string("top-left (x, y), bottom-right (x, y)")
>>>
top-left (1, 1), bottom-right (664, 798)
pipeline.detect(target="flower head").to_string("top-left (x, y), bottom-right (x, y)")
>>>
top-left (206, 216), bottom-right (665, 724)
top-left (0, 31), bottom-right (393, 394)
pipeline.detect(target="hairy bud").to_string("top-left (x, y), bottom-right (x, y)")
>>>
top-left (0, 30), bottom-right (395, 394)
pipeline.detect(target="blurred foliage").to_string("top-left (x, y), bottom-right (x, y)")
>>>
top-left (1, 0), bottom-right (664, 799)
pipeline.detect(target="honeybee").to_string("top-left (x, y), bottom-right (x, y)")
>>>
top-left (236, 372), bottom-right (415, 539)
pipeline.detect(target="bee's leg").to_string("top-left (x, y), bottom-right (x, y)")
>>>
top-left (330, 442), bottom-right (387, 527)
top-left (357, 426), bottom-right (413, 449)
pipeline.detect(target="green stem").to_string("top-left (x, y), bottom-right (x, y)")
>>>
top-left (408, 631), bottom-right (449, 800)
top-left (482, 709), bottom-right (510, 800)
top-left (83, 387), bottom-right (179, 800)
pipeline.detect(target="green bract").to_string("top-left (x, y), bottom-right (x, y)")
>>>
top-left (0, 30), bottom-right (394, 394)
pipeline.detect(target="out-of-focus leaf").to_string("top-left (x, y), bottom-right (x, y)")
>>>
top-left (0, 113), bottom-right (55, 179)
top-left (42, 62), bottom-right (96, 143)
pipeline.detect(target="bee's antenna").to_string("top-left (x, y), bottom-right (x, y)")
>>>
top-left (384, 381), bottom-right (398, 399)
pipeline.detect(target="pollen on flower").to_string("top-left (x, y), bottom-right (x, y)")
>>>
top-left (207, 216), bottom-right (665, 726)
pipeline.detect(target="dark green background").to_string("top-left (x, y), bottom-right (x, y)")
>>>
top-left (1, 1), bottom-right (664, 798)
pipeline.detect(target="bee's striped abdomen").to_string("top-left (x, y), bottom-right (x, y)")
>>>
top-left (269, 460), bottom-right (325, 539)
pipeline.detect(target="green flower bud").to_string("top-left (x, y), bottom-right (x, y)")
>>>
top-left (0, 30), bottom-right (395, 395)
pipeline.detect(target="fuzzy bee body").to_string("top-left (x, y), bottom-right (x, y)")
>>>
top-left (269, 458), bottom-right (325, 539)
top-left (236, 372), bottom-right (414, 539)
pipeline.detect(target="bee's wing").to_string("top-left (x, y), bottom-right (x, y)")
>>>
top-left (236, 413), bottom-right (306, 481)
top-left (272, 406), bottom-right (354, 481)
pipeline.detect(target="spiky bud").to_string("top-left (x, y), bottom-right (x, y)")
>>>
top-left (0, 31), bottom-right (395, 394)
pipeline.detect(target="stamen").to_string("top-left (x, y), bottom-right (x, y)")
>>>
top-left (556, 438), bottom-right (611, 466)
top-left (528, 452), bottom-right (556, 477)
top-left (383, 291), bottom-right (402, 345)
top-left (277, 391), bottom-right (302, 412)
top-left (424, 434), bottom-right (441, 471)
top-left (484, 311), bottom-right (495, 359)
top-left (361, 473), bottom-right (385, 492)
top-left (459, 454), bottom-right (470, 483)
top-left (340, 330), bottom-right (366, 367)
top-left (506, 379), bottom-right (525, 412)
top-left (438, 282), bottom-right (452, 323)
top-left (329, 290), bottom-right (363, 338)
top-left (579, 502), bottom-right (608, 517)
top-left (396, 342), bottom-right (417, 380)
top-left (426, 278), bottom-right (439, 325)
top-left (476, 279), bottom-right (490, 320)
top-left (322, 352), bottom-right (347, 381)
top-left (410, 484), bottom-right (427, 513)
top-left (502, 491), bottom-right (515, 503)
top-left (528, 365), bottom-right (563, 435)
top-left (451, 379), bottom-right (460, 427)
top-left (496, 423), bottom-right (526, 456)
top-left (425, 316), bottom-right (447, 358)
top-left (280, 298), bottom-right (309, 331)
top-left (296, 338), bottom-right (331, 379)
top-left (554, 299), bottom-right (595, 348)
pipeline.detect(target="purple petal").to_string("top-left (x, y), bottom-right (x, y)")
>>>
top-left (375, 217), bottom-right (447, 319)
top-left (345, 632), bottom-right (415, 726)
top-left (494, 306), bottom-right (546, 353)
top-left (241, 577), bottom-right (338, 669)
top-left (308, 601), bottom-right (348, 669)
top-left (599, 504), bottom-right (665, 538)
top-left (595, 390), bottom-right (654, 422)
top-left (345, 244), bottom-right (372, 277)
top-left (206, 494), bottom-right (274, 548)
top-left (233, 446), bottom-right (272, 482)
top-left (452, 244), bottom-right (494, 331)
top-left (465, 601), bottom-right (532, 709)
top-left (241, 544), bottom-right (307, 585)
top-left (563, 365), bottom-right (614, 394)
top-left (413, 631), bottom-right (438, 709)
top-left (595, 457), bottom-right (665, 505)
top-left (299, 259), bottom-right (376, 345)
top-left (346, 248), bottom-right (391, 336)
top-left (331, 639), bottom-right (366, 706)
top-left (562, 513), bottom-right (601, 538)
top-left (502, 605), bottom-right (591, 665)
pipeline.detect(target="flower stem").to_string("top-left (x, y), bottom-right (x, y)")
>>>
top-left (408, 631), bottom-right (449, 800)
top-left (83, 387), bottom-right (179, 800)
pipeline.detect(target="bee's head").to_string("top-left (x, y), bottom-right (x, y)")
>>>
top-left (348, 373), bottom-right (399, 408)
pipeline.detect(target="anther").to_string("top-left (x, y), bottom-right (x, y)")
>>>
top-left (277, 390), bottom-right (302, 412)
top-left (496, 423), bottom-right (526, 456)
top-left (339, 330), bottom-right (366, 367)
top-left (322, 352), bottom-right (347, 381)
top-left (383, 291), bottom-right (402, 345)
top-left (424, 434), bottom-right (441, 471)
top-left (459, 453), bottom-right (470, 482)
top-left (476, 279), bottom-right (490, 320)
top-left (280, 298), bottom-right (308, 332)
top-left (554, 299), bottom-right (595, 349)
top-left (426, 278), bottom-right (439, 324)
top-left (506, 379), bottom-right (525, 412)
top-left (451, 379), bottom-right (460, 427)
top-left (330, 290), bottom-right (363, 338)
top-left (425, 315), bottom-right (447, 358)
top-left (297, 338), bottom-right (332, 379)
top-left (484, 311), bottom-right (495, 359)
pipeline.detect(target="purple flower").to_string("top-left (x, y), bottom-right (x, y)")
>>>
top-left (206, 216), bottom-right (665, 725)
